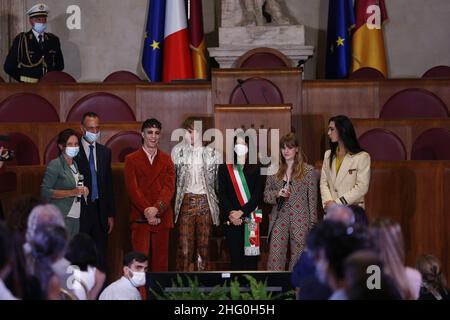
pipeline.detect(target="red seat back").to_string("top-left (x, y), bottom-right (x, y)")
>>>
top-left (359, 129), bottom-right (406, 161)
top-left (103, 71), bottom-right (142, 83)
top-left (349, 67), bottom-right (386, 80)
top-left (229, 77), bottom-right (284, 104)
top-left (411, 128), bottom-right (450, 160)
top-left (39, 71), bottom-right (76, 83)
top-left (422, 66), bottom-right (450, 79)
top-left (0, 93), bottom-right (59, 122)
top-left (44, 135), bottom-right (60, 164)
top-left (1, 133), bottom-right (40, 165)
top-left (105, 131), bottom-right (142, 163)
top-left (66, 92), bottom-right (135, 122)
top-left (235, 48), bottom-right (290, 68)
top-left (380, 88), bottom-right (449, 119)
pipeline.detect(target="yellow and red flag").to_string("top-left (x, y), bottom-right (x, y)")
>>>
top-left (351, 0), bottom-right (389, 77)
top-left (188, 0), bottom-right (207, 79)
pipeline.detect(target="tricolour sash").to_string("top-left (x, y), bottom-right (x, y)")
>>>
top-left (226, 164), bottom-right (262, 256)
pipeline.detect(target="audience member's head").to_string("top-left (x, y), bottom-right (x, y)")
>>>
top-left (369, 218), bottom-right (414, 300)
top-left (324, 204), bottom-right (355, 226)
top-left (29, 225), bottom-right (68, 296)
top-left (66, 233), bottom-right (98, 272)
top-left (344, 250), bottom-right (402, 300)
top-left (306, 220), bottom-right (369, 293)
top-left (348, 204), bottom-right (369, 227)
top-left (416, 254), bottom-right (448, 298)
top-left (25, 204), bottom-right (65, 246)
top-left (123, 252), bottom-right (148, 288)
top-left (7, 195), bottom-right (44, 236)
top-left (0, 222), bottom-right (13, 280)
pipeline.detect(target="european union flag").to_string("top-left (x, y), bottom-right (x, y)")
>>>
top-left (142, 0), bottom-right (166, 82)
top-left (326, 0), bottom-right (355, 79)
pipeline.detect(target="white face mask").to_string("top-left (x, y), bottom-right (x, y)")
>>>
top-left (128, 268), bottom-right (146, 287)
top-left (65, 146), bottom-right (80, 158)
top-left (85, 131), bottom-right (100, 144)
top-left (33, 22), bottom-right (47, 34)
top-left (234, 144), bottom-right (248, 156)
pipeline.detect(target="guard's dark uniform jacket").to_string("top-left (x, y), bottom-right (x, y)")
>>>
top-left (3, 30), bottom-right (64, 83)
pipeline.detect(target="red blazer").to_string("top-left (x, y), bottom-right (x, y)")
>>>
top-left (124, 148), bottom-right (175, 231)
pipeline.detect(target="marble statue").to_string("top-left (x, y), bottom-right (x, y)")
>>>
top-left (222, 0), bottom-right (291, 27)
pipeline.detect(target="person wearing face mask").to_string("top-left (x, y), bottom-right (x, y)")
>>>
top-left (3, 3), bottom-right (64, 83)
top-left (99, 252), bottom-right (148, 300)
top-left (218, 132), bottom-right (265, 270)
top-left (74, 112), bottom-right (115, 272)
top-left (41, 129), bottom-right (89, 239)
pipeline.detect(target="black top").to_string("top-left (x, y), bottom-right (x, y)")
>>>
top-left (218, 164), bottom-right (265, 222)
top-left (4, 30), bottom-right (64, 82)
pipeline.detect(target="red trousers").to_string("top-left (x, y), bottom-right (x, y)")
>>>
top-left (131, 224), bottom-right (170, 272)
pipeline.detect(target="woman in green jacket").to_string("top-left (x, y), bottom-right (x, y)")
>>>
top-left (41, 129), bottom-right (89, 238)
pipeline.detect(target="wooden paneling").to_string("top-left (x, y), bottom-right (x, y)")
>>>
top-left (212, 68), bottom-right (302, 114)
top-left (303, 80), bottom-right (379, 118)
top-left (214, 104), bottom-right (292, 164)
top-left (302, 79), bottom-right (450, 121)
top-left (366, 162), bottom-right (448, 279)
top-left (301, 118), bottom-right (450, 165)
top-left (0, 122), bottom-right (142, 164)
top-left (137, 84), bottom-right (212, 153)
top-left (353, 119), bottom-right (450, 159)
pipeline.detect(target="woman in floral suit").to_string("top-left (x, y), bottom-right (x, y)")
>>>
top-left (264, 133), bottom-right (318, 271)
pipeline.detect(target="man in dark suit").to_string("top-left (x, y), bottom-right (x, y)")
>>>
top-left (75, 112), bottom-right (115, 271)
top-left (3, 3), bottom-right (64, 83)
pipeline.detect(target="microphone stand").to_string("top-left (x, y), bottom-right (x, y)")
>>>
top-left (237, 79), bottom-right (251, 104)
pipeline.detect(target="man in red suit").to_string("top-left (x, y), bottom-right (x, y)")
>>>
top-left (124, 118), bottom-right (175, 272)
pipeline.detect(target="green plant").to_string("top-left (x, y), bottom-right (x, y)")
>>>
top-left (149, 274), bottom-right (295, 300)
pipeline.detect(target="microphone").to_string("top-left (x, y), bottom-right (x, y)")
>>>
top-left (76, 174), bottom-right (84, 203)
top-left (236, 79), bottom-right (250, 104)
top-left (277, 180), bottom-right (290, 211)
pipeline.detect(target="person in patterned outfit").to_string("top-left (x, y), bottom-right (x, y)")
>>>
top-left (264, 133), bottom-right (318, 271)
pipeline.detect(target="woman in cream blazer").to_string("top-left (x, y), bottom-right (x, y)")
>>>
top-left (320, 115), bottom-right (371, 209)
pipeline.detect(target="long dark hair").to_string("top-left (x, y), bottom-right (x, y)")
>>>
top-left (328, 115), bottom-right (364, 168)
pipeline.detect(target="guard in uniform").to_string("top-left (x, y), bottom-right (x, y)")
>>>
top-left (3, 3), bottom-right (64, 83)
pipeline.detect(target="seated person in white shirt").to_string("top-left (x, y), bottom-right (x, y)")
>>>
top-left (99, 252), bottom-right (148, 300)
top-left (65, 233), bottom-right (106, 300)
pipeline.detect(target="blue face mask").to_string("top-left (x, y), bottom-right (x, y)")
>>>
top-left (32, 22), bottom-right (47, 34)
top-left (85, 131), bottom-right (100, 144)
top-left (65, 147), bottom-right (79, 158)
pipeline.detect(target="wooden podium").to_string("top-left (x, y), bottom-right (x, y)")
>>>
top-left (214, 104), bottom-right (292, 165)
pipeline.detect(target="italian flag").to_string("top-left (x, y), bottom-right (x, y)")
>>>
top-left (163, 0), bottom-right (193, 82)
